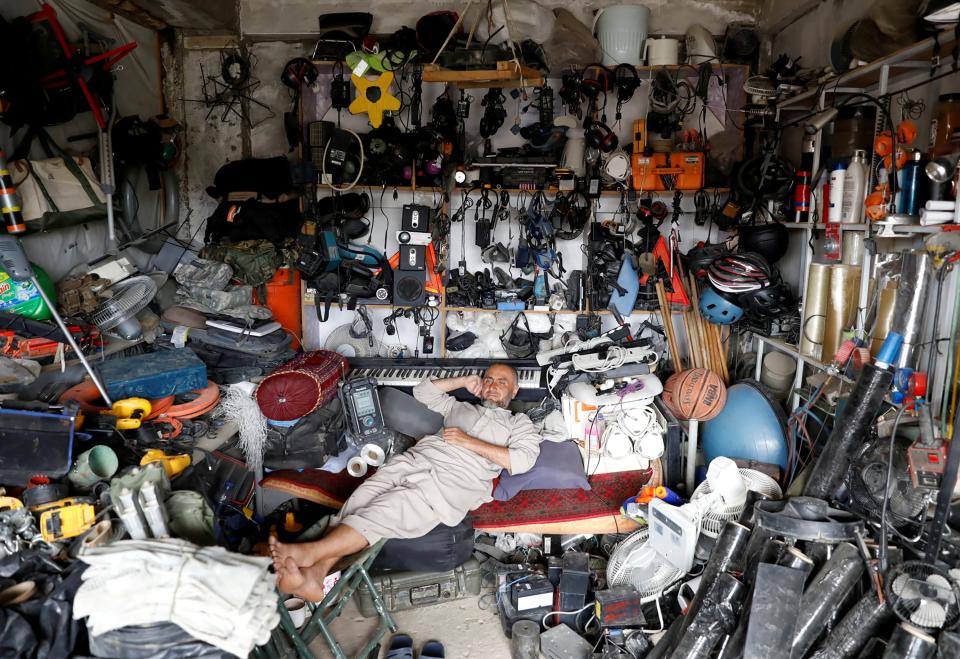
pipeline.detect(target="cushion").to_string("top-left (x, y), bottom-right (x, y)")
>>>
top-left (374, 516), bottom-right (474, 572)
top-left (493, 440), bottom-right (589, 501)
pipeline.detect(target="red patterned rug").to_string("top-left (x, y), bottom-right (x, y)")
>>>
top-left (261, 468), bottom-right (370, 509)
top-left (470, 468), bottom-right (654, 529)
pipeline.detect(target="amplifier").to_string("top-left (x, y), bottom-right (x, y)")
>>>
top-left (398, 244), bottom-right (426, 271)
top-left (631, 152), bottom-right (705, 191)
top-left (401, 204), bottom-right (431, 233)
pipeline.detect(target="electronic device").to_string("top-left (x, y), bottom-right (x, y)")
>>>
top-left (536, 325), bottom-right (631, 366)
top-left (908, 440), bottom-right (947, 489)
top-left (511, 575), bottom-right (555, 611)
top-left (401, 204), bottom-right (430, 233)
top-left (566, 375), bottom-right (663, 407)
top-left (647, 497), bottom-right (697, 572)
top-left (398, 244), bottom-right (426, 271)
top-left (339, 377), bottom-right (393, 446)
top-left (394, 269), bottom-right (427, 306)
top-left (205, 318), bottom-right (282, 336)
top-left (594, 587), bottom-right (646, 628)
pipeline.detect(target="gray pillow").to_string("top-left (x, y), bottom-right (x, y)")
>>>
top-left (493, 440), bottom-right (591, 501)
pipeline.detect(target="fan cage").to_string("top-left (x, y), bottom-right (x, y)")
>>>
top-left (607, 527), bottom-right (685, 601)
top-left (690, 468), bottom-right (782, 537)
top-left (89, 276), bottom-right (158, 330)
top-left (886, 561), bottom-right (960, 632)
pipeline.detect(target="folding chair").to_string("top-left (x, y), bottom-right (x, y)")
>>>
top-left (254, 539), bottom-right (397, 659)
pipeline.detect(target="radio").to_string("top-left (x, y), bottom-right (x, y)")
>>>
top-left (631, 151), bottom-right (705, 191)
top-left (339, 377), bottom-right (393, 446)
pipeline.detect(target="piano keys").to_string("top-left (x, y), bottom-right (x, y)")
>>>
top-left (348, 358), bottom-right (546, 400)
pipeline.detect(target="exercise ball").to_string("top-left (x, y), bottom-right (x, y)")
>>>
top-left (701, 380), bottom-right (788, 472)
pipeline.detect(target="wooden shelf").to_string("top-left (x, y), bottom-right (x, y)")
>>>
top-left (445, 306), bottom-right (688, 316)
top-left (455, 187), bottom-right (730, 197)
top-left (316, 184), bottom-right (442, 193)
top-left (422, 61), bottom-right (543, 89)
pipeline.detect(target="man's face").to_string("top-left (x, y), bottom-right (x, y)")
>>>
top-left (480, 365), bottom-right (519, 409)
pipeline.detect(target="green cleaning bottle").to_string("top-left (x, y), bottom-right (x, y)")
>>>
top-left (0, 262), bottom-right (54, 320)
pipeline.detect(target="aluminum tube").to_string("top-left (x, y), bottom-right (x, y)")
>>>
top-left (800, 263), bottom-right (831, 360)
top-left (889, 250), bottom-right (933, 369)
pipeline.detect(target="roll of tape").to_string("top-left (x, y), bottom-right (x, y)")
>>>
top-left (82, 520), bottom-right (113, 549)
top-left (347, 456), bottom-right (368, 478)
top-left (22, 483), bottom-right (69, 510)
top-left (359, 443), bottom-right (386, 467)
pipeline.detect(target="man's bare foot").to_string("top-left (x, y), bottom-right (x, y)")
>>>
top-left (285, 562), bottom-right (332, 602)
top-left (276, 558), bottom-right (306, 594)
top-left (271, 536), bottom-right (320, 568)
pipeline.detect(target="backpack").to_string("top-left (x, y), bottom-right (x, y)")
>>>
top-left (204, 198), bottom-right (303, 245)
top-left (201, 240), bottom-right (288, 302)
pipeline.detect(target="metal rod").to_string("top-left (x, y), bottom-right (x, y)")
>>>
top-left (32, 279), bottom-right (113, 407)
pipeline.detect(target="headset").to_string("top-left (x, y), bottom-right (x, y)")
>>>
top-left (613, 64), bottom-right (640, 123)
top-left (585, 120), bottom-right (619, 153)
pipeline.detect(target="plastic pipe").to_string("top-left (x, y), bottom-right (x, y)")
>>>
top-left (881, 624), bottom-right (936, 659)
top-left (671, 573), bottom-right (745, 659)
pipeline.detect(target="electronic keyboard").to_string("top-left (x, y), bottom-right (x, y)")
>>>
top-left (348, 358), bottom-right (544, 390)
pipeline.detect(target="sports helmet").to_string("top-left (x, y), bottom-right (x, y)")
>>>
top-left (707, 252), bottom-right (771, 294)
top-left (738, 223), bottom-right (789, 264)
top-left (699, 286), bottom-right (745, 325)
top-left (686, 242), bottom-right (732, 279)
top-left (739, 281), bottom-right (795, 318)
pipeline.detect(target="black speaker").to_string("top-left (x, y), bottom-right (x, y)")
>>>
top-left (398, 244), bottom-right (426, 271)
top-left (401, 204), bottom-right (431, 233)
top-left (394, 270), bottom-right (426, 306)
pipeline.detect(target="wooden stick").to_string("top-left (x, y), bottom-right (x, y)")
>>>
top-left (685, 275), bottom-right (708, 370)
top-left (683, 311), bottom-right (700, 369)
top-left (657, 281), bottom-right (683, 371)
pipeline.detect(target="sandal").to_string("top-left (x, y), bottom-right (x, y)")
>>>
top-left (386, 634), bottom-right (414, 659)
top-left (420, 640), bottom-right (445, 659)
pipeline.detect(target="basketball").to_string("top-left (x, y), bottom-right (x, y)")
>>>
top-left (662, 368), bottom-right (727, 421)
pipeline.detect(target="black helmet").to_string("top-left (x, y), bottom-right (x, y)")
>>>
top-left (738, 223), bottom-right (789, 264)
top-left (685, 242), bottom-right (732, 279)
top-left (740, 282), bottom-right (795, 318)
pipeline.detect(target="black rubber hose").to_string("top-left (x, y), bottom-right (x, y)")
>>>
top-left (804, 363), bottom-right (894, 500)
top-left (791, 542), bottom-right (866, 658)
top-left (808, 590), bottom-right (893, 659)
top-left (671, 573), bottom-right (746, 659)
top-left (881, 623), bottom-right (937, 659)
top-left (643, 613), bottom-right (685, 659)
top-left (678, 522), bottom-right (751, 638)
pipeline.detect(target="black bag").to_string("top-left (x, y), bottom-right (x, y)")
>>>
top-left (373, 516), bottom-right (475, 572)
top-left (204, 198), bottom-right (302, 245)
top-left (500, 312), bottom-right (553, 359)
top-left (311, 272), bottom-right (341, 322)
top-left (206, 156), bottom-right (293, 199)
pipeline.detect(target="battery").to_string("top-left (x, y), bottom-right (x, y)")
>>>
top-left (558, 552), bottom-right (591, 612)
top-left (547, 556), bottom-right (563, 587)
top-left (594, 587), bottom-right (646, 628)
top-left (511, 575), bottom-right (555, 611)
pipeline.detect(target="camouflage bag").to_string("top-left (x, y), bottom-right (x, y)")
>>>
top-left (201, 240), bottom-right (283, 301)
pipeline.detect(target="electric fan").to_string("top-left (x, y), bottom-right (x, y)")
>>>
top-left (849, 440), bottom-right (927, 525)
top-left (886, 561), bottom-right (960, 632)
top-left (88, 275), bottom-right (158, 340)
top-left (690, 467), bottom-right (782, 537)
top-left (743, 75), bottom-right (777, 101)
top-left (606, 527), bottom-right (686, 602)
top-left (323, 307), bottom-right (383, 357)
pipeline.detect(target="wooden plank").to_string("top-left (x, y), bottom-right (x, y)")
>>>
top-left (85, 0), bottom-right (168, 30)
top-left (422, 61), bottom-right (543, 88)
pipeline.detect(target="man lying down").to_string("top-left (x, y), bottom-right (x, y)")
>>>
top-left (270, 363), bottom-right (542, 599)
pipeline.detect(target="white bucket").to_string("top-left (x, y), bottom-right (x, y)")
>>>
top-left (644, 36), bottom-right (680, 67)
top-left (593, 4), bottom-right (651, 66)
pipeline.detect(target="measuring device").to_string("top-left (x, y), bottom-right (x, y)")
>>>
top-left (339, 377), bottom-right (393, 446)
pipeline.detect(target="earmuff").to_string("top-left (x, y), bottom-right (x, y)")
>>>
top-left (579, 64), bottom-right (613, 99)
top-left (613, 64), bottom-right (640, 122)
top-left (585, 120), bottom-right (619, 153)
top-left (281, 58), bottom-right (318, 90)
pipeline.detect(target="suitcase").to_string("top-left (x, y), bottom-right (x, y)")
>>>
top-left (356, 558), bottom-right (483, 618)
top-left (96, 348), bottom-right (208, 400)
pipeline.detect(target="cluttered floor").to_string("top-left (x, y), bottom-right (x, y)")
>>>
top-left (1, 0), bottom-right (960, 658)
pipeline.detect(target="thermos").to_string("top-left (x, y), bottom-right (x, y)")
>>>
top-left (896, 150), bottom-right (926, 216)
top-left (840, 150), bottom-right (867, 223)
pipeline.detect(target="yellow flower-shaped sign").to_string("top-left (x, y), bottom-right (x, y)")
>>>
top-left (349, 71), bottom-right (401, 128)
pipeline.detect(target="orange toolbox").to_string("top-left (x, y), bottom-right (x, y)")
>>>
top-left (631, 151), bottom-right (705, 191)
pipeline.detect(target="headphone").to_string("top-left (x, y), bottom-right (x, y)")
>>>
top-left (585, 120), bottom-right (619, 153)
top-left (281, 58), bottom-right (318, 91)
top-left (579, 64), bottom-right (613, 99)
top-left (613, 64), bottom-right (640, 122)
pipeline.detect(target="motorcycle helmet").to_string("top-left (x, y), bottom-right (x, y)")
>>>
top-left (738, 223), bottom-right (789, 264)
top-left (700, 286), bottom-right (745, 325)
top-left (740, 282), bottom-right (795, 318)
top-left (707, 252), bottom-right (771, 294)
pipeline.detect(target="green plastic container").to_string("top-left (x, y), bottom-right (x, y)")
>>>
top-left (0, 263), bottom-right (54, 321)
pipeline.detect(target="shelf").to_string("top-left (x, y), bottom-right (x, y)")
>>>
top-left (316, 184), bottom-right (442, 193)
top-left (444, 306), bottom-right (688, 316)
top-left (777, 30), bottom-right (958, 110)
top-left (455, 186), bottom-right (730, 197)
top-left (754, 335), bottom-right (854, 386)
top-left (783, 222), bottom-right (946, 234)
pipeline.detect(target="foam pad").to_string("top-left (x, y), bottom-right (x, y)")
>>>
top-left (380, 387), bottom-right (443, 437)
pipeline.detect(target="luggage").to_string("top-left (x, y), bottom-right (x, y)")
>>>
top-left (356, 558), bottom-right (483, 618)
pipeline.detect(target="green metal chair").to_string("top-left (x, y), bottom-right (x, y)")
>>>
top-left (253, 539), bottom-right (397, 659)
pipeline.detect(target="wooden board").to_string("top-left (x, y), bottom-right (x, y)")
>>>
top-left (422, 61), bottom-right (544, 88)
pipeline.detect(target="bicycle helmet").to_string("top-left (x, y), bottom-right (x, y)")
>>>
top-left (739, 282), bottom-right (795, 319)
top-left (707, 252), bottom-right (771, 294)
top-left (700, 286), bottom-right (744, 325)
top-left (738, 223), bottom-right (789, 264)
top-left (685, 242), bottom-right (732, 279)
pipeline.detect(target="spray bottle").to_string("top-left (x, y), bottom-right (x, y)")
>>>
top-left (840, 150), bottom-right (867, 224)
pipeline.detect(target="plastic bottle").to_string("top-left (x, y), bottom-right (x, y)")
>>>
top-left (897, 150), bottom-right (925, 216)
top-left (840, 150), bottom-right (867, 224)
top-left (828, 162), bottom-right (847, 222)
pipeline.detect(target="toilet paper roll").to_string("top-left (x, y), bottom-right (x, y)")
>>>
top-left (359, 443), bottom-right (386, 467)
top-left (925, 200), bottom-right (955, 211)
top-left (347, 456), bottom-right (368, 478)
top-left (800, 263), bottom-right (831, 360)
top-left (822, 265), bottom-right (861, 362)
top-left (920, 209), bottom-right (955, 225)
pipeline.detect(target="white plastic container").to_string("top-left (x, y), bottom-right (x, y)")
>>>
top-left (593, 4), bottom-right (650, 66)
top-left (828, 162), bottom-right (847, 222)
top-left (840, 150), bottom-right (867, 224)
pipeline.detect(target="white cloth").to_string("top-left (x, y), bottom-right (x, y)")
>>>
top-left (73, 539), bottom-right (278, 657)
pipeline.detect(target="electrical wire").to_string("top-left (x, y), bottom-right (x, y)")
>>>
top-left (879, 404), bottom-right (909, 573)
top-left (321, 127), bottom-right (364, 191)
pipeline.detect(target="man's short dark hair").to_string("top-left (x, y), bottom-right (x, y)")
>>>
top-left (485, 363), bottom-right (518, 384)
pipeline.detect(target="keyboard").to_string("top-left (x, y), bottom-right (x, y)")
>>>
top-left (349, 358), bottom-right (544, 390)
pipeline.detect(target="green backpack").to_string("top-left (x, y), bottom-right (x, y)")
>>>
top-left (201, 240), bottom-right (284, 301)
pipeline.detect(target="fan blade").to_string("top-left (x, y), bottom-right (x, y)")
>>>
top-left (911, 600), bottom-right (947, 629)
top-left (892, 573), bottom-right (924, 601)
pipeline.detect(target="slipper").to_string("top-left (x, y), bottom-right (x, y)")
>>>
top-left (420, 640), bottom-right (444, 659)
top-left (386, 634), bottom-right (414, 659)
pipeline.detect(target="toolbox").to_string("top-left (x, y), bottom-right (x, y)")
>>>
top-left (95, 348), bottom-right (208, 400)
top-left (356, 558), bottom-right (483, 618)
top-left (631, 151), bottom-right (705, 191)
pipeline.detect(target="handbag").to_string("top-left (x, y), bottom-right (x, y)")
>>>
top-left (11, 156), bottom-right (106, 229)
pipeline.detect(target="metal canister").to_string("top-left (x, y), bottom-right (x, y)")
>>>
top-left (792, 170), bottom-right (812, 222)
top-left (0, 151), bottom-right (25, 234)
